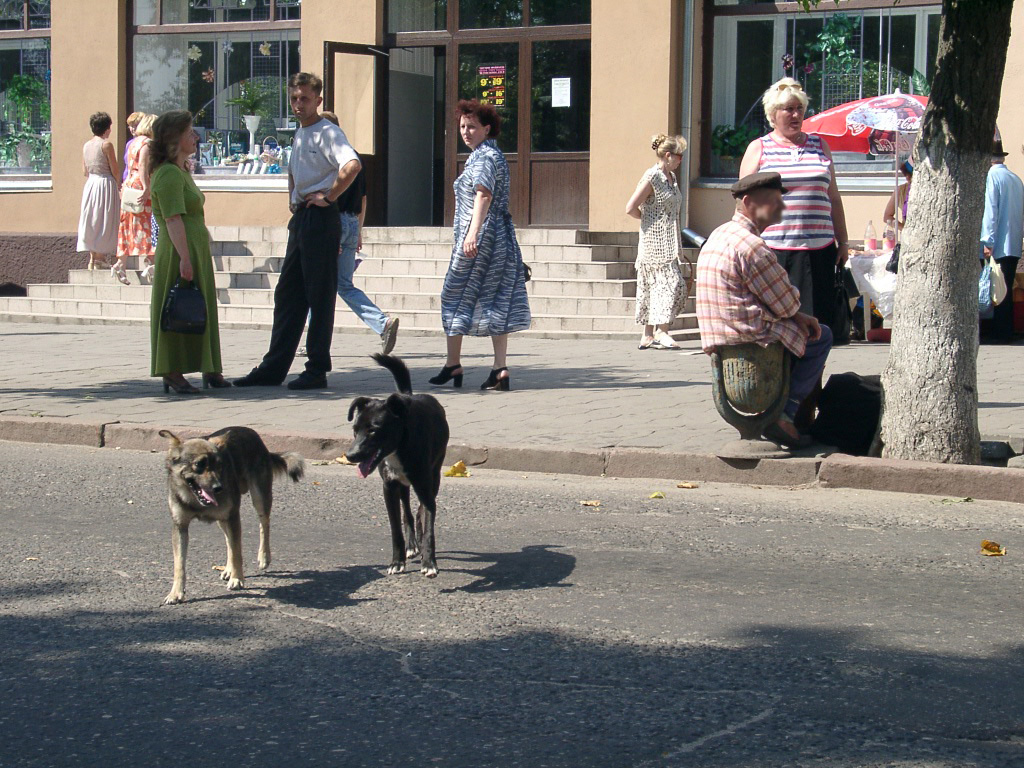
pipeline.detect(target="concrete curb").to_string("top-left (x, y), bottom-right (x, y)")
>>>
top-left (1, 416), bottom-right (1021, 502)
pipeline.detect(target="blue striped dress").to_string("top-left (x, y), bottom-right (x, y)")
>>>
top-left (441, 139), bottom-right (531, 337)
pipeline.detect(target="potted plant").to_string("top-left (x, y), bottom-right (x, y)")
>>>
top-left (226, 79), bottom-right (270, 156)
top-left (1, 74), bottom-right (49, 171)
top-left (711, 124), bottom-right (759, 177)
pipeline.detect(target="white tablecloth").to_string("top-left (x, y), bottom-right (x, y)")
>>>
top-left (848, 251), bottom-right (898, 319)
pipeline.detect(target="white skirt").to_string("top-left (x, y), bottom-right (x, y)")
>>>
top-left (77, 173), bottom-right (120, 255)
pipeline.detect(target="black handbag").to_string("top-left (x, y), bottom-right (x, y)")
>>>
top-left (885, 242), bottom-right (901, 273)
top-left (161, 278), bottom-right (207, 335)
top-left (831, 266), bottom-right (853, 346)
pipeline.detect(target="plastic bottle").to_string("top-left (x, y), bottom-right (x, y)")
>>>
top-left (883, 221), bottom-right (896, 250)
top-left (864, 220), bottom-right (878, 251)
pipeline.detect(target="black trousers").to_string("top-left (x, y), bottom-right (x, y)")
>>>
top-left (773, 242), bottom-right (840, 329)
top-left (981, 256), bottom-right (1020, 342)
top-left (256, 203), bottom-right (341, 380)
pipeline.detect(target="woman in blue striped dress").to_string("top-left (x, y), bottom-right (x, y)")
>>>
top-left (739, 78), bottom-right (850, 331)
top-left (430, 99), bottom-right (531, 392)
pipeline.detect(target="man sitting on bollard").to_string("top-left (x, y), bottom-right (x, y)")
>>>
top-left (696, 172), bottom-right (833, 449)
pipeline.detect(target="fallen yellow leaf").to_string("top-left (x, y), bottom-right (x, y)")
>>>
top-left (24, 557), bottom-right (38, 562)
top-left (444, 460), bottom-right (470, 478)
top-left (336, 455), bottom-right (354, 465)
top-left (677, 482), bottom-right (699, 489)
top-left (312, 481), bottom-right (321, 486)
top-left (212, 565), bottom-right (226, 571)
top-left (981, 540), bottom-right (1006, 556)
top-left (649, 492), bottom-right (666, 499)
top-left (580, 500), bottom-right (601, 507)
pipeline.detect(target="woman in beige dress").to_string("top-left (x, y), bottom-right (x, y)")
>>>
top-left (625, 133), bottom-right (687, 350)
top-left (77, 112), bottom-right (121, 273)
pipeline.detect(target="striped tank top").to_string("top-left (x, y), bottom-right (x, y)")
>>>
top-left (758, 133), bottom-right (835, 250)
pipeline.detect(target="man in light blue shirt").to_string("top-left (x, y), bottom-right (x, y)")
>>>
top-left (980, 140), bottom-right (1023, 342)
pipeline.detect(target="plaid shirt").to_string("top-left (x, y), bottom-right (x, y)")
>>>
top-left (696, 212), bottom-right (807, 357)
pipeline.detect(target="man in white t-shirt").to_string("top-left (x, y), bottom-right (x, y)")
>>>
top-left (235, 71), bottom-right (362, 390)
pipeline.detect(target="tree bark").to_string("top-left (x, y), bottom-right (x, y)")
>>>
top-left (880, 0), bottom-right (1014, 464)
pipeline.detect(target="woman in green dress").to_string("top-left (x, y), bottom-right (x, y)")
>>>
top-left (148, 110), bottom-right (228, 395)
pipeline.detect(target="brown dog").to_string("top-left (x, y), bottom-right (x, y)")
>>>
top-left (159, 427), bottom-right (304, 605)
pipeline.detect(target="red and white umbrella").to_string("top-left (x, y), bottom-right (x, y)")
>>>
top-left (803, 91), bottom-right (927, 155)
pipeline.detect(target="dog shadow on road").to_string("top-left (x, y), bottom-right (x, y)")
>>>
top-left (440, 544), bottom-right (575, 594)
top-left (259, 566), bottom-right (384, 609)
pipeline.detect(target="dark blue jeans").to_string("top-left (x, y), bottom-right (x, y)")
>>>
top-left (785, 324), bottom-right (833, 419)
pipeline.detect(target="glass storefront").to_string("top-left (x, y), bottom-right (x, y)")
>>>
top-left (457, 42), bottom-right (519, 153)
top-left (134, 0), bottom-right (300, 25)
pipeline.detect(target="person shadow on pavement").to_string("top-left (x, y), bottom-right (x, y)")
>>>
top-left (260, 566), bottom-right (383, 609)
top-left (441, 544), bottom-right (575, 594)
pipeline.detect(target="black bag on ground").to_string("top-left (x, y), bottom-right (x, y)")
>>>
top-left (809, 372), bottom-right (882, 456)
top-left (831, 267), bottom-right (853, 346)
top-left (161, 279), bottom-right (207, 335)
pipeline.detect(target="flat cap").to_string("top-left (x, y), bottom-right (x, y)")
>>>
top-left (730, 171), bottom-right (788, 198)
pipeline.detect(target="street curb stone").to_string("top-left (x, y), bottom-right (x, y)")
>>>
top-left (819, 454), bottom-right (1024, 504)
top-left (0, 416), bottom-right (104, 448)
top-left (3, 416), bottom-right (1024, 501)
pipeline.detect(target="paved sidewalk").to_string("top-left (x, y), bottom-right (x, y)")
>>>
top-left (1, 322), bottom-right (1022, 455)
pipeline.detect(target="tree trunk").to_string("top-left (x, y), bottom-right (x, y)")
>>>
top-left (880, 0), bottom-right (1014, 464)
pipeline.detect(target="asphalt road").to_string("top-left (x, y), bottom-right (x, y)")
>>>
top-left (2, 440), bottom-right (1024, 768)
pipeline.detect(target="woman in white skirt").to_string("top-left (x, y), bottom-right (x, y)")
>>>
top-left (625, 133), bottom-right (687, 350)
top-left (77, 112), bottom-right (121, 274)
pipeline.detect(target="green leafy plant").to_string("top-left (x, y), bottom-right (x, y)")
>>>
top-left (911, 68), bottom-right (932, 96)
top-left (3, 74), bottom-right (50, 128)
top-left (712, 124), bottom-right (760, 158)
top-left (226, 79), bottom-right (269, 115)
top-left (810, 13), bottom-right (858, 74)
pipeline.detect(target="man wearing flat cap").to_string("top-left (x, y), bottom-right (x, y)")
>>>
top-left (696, 171), bottom-right (833, 449)
top-left (979, 139), bottom-right (1022, 343)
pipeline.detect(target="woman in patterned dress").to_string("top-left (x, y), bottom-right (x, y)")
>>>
top-left (115, 113), bottom-right (156, 284)
top-left (430, 99), bottom-right (531, 391)
top-left (625, 133), bottom-right (688, 350)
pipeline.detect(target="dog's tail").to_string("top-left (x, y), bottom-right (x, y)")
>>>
top-left (270, 451), bottom-right (306, 483)
top-left (372, 353), bottom-right (413, 395)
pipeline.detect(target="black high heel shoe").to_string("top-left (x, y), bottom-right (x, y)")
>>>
top-left (481, 367), bottom-right (510, 391)
top-left (429, 365), bottom-right (464, 388)
top-left (162, 377), bottom-right (201, 395)
top-left (202, 374), bottom-right (233, 390)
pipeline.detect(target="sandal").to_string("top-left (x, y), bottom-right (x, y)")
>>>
top-left (652, 331), bottom-right (679, 349)
top-left (638, 336), bottom-right (655, 350)
top-left (111, 262), bottom-right (130, 286)
top-left (141, 258), bottom-right (155, 281)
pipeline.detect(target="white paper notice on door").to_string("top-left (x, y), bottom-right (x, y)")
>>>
top-left (551, 77), bottom-right (571, 108)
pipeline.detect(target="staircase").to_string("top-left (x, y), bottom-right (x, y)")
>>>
top-left (0, 226), bottom-right (700, 341)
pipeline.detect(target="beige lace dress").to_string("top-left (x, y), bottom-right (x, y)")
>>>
top-left (635, 164), bottom-right (685, 326)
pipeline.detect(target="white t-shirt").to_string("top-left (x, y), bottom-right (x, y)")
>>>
top-left (288, 117), bottom-right (360, 206)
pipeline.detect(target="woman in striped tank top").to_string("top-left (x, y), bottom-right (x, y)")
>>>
top-left (739, 78), bottom-right (849, 331)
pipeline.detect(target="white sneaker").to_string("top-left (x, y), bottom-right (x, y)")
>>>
top-left (381, 316), bottom-right (400, 356)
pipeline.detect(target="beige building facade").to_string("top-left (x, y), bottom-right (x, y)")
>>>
top-left (2, 0), bottom-right (1023, 253)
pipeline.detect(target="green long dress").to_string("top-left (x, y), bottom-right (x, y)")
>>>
top-left (149, 163), bottom-right (222, 377)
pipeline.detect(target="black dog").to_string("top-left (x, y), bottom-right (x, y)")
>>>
top-left (346, 355), bottom-right (450, 577)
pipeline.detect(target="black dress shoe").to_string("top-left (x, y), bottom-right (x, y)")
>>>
top-left (287, 372), bottom-right (328, 390)
top-left (233, 368), bottom-right (282, 387)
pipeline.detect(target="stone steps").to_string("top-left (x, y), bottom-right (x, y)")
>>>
top-left (6, 227), bottom-right (700, 341)
top-left (0, 296), bottom-right (698, 337)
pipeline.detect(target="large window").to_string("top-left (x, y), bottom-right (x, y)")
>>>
top-left (387, 0), bottom-right (590, 32)
top-left (132, 0), bottom-right (299, 176)
top-left (709, 5), bottom-right (941, 176)
top-left (0, 1), bottom-right (50, 176)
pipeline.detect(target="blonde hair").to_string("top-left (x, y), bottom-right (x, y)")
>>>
top-left (320, 111), bottom-right (340, 127)
top-left (134, 113), bottom-right (157, 138)
top-left (651, 133), bottom-right (687, 158)
top-left (762, 78), bottom-right (809, 128)
top-left (126, 111), bottom-right (145, 130)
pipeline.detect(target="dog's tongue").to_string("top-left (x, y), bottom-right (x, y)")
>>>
top-left (356, 459), bottom-right (372, 479)
top-left (198, 487), bottom-right (217, 505)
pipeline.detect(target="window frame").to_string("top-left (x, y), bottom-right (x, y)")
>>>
top-left (0, 2), bottom-right (51, 183)
top-left (128, 0), bottom-right (300, 183)
top-left (0, 0), bottom-right (49, 38)
top-left (701, 0), bottom-right (941, 179)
